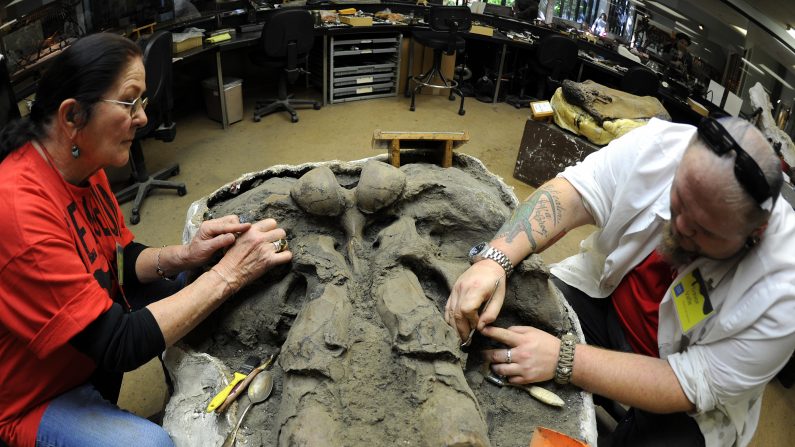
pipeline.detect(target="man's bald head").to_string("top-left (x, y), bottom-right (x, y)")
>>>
top-left (679, 117), bottom-right (782, 231)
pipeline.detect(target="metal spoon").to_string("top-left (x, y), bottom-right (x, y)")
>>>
top-left (221, 370), bottom-right (274, 447)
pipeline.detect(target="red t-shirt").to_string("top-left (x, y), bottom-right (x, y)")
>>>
top-left (611, 250), bottom-right (676, 357)
top-left (0, 143), bottom-right (134, 447)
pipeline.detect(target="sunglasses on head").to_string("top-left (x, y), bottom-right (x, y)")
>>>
top-left (696, 117), bottom-right (775, 211)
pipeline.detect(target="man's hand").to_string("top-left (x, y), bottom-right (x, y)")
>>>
top-left (445, 261), bottom-right (506, 341)
top-left (481, 326), bottom-right (560, 384)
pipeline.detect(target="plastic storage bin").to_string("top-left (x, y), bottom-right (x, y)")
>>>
top-left (201, 77), bottom-right (243, 124)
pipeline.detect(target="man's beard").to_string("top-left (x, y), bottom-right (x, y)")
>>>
top-left (658, 220), bottom-right (698, 265)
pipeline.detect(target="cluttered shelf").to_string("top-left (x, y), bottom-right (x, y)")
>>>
top-left (1, 1), bottom-right (736, 128)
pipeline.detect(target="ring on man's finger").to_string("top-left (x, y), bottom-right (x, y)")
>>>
top-left (505, 348), bottom-right (512, 364)
top-left (272, 239), bottom-right (289, 253)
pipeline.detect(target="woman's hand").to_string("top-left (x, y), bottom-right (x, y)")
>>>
top-left (212, 217), bottom-right (292, 291)
top-left (481, 326), bottom-right (560, 385)
top-left (181, 215), bottom-right (252, 268)
top-left (444, 261), bottom-right (506, 341)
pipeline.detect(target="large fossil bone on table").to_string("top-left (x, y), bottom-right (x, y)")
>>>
top-left (162, 152), bottom-right (596, 446)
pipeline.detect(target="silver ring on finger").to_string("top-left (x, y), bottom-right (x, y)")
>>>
top-left (505, 348), bottom-right (512, 364)
top-left (272, 239), bottom-right (289, 253)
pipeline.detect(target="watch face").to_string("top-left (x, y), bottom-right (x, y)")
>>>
top-left (468, 242), bottom-right (487, 259)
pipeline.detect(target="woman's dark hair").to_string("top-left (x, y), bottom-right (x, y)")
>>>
top-left (0, 33), bottom-right (141, 161)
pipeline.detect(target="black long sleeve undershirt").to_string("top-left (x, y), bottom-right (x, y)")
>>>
top-left (70, 241), bottom-right (166, 372)
top-left (71, 303), bottom-right (165, 373)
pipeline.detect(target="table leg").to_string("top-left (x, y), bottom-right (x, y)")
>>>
top-left (442, 140), bottom-right (453, 168)
top-left (405, 36), bottom-right (415, 98)
top-left (493, 43), bottom-right (507, 104)
top-left (216, 50), bottom-right (229, 129)
top-left (323, 34), bottom-right (328, 107)
top-left (389, 139), bottom-right (400, 167)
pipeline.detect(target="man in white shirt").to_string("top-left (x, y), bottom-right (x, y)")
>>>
top-left (446, 117), bottom-right (795, 446)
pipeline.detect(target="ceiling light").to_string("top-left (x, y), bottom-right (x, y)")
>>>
top-left (788, 25), bottom-right (795, 39)
top-left (676, 21), bottom-right (699, 35)
top-left (759, 63), bottom-right (795, 91)
top-left (646, 1), bottom-right (688, 21)
top-left (741, 57), bottom-right (765, 76)
top-left (698, 24), bottom-right (704, 31)
top-left (732, 25), bottom-right (748, 36)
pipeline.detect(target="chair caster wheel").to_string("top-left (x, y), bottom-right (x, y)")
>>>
top-left (130, 213), bottom-right (140, 225)
top-left (291, 116), bottom-right (299, 123)
top-left (253, 116), bottom-right (261, 122)
top-left (459, 110), bottom-right (466, 116)
top-left (313, 103), bottom-right (321, 110)
top-left (410, 106), bottom-right (415, 112)
top-left (171, 167), bottom-right (180, 176)
top-left (448, 96), bottom-right (455, 101)
top-left (178, 186), bottom-right (187, 196)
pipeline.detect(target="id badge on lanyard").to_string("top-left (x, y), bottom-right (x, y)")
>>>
top-left (671, 268), bottom-right (714, 333)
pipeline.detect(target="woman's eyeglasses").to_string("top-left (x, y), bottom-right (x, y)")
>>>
top-left (102, 97), bottom-right (148, 118)
top-left (696, 117), bottom-right (774, 210)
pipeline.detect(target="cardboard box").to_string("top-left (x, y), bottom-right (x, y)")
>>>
top-left (530, 101), bottom-right (554, 121)
top-left (400, 39), bottom-right (456, 96)
top-left (687, 97), bottom-right (709, 117)
top-left (173, 35), bottom-right (202, 54)
top-left (469, 25), bottom-right (494, 37)
top-left (340, 16), bottom-right (373, 26)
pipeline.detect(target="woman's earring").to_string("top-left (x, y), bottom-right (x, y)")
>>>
top-left (71, 144), bottom-right (80, 159)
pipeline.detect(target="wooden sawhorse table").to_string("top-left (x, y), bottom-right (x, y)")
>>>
top-left (372, 130), bottom-right (470, 168)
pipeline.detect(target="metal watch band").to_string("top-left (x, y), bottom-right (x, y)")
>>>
top-left (554, 332), bottom-right (577, 385)
top-left (483, 246), bottom-right (514, 277)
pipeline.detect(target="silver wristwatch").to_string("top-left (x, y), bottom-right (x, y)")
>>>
top-left (468, 242), bottom-right (514, 277)
top-left (554, 332), bottom-right (577, 385)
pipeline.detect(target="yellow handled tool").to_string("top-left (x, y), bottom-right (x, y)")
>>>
top-left (215, 353), bottom-right (277, 414)
top-left (206, 355), bottom-right (260, 413)
top-left (338, 8), bottom-right (357, 15)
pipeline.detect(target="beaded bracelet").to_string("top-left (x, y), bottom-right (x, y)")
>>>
top-left (155, 245), bottom-right (176, 281)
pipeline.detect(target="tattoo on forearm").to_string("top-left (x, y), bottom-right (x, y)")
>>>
top-left (495, 185), bottom-right (566, 252)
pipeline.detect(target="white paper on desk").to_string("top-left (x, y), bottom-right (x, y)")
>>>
top-left (707, 80), bottom-right (725, 107)
top-left (173, 27), bottom-right (205, 43)
top-left (724, 91), bottom-right (743, 117)
top-left (469, 1), bottom-right (486, 14)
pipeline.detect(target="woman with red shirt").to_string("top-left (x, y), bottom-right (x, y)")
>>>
top-left (0, 33), bottom-right (292, 447)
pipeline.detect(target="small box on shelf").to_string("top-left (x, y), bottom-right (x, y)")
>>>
top-left (172, 36), bottom-right (202, 54)
top-left (340, 16), bottom-right (373, 26)
top-left (469, 25), bottom-right (494, 36)
top-left (530, 101), bottom-right (554, 122)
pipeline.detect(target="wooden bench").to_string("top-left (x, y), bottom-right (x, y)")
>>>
top-left (372, 130), bottom-right (470, 168)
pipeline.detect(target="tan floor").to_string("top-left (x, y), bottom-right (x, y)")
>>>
top-left (115, 93), bottom-right (794, 445)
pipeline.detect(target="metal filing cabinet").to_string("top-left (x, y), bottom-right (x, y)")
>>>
top-left (328, 34), bottom-right (401, 103)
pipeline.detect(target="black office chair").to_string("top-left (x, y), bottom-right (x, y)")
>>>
top-left (533, 33), bottom-right (578, 100)
top-left (115, 31), bottom-right (186, 225)
top-left (410, 6), bottom-right (472, 116)
top-left (0, 54), bottom-right (20, 127)
top-left (252, 9), bottom-right (321, 123)
top-left (620, 65), bottom-right (660, 97)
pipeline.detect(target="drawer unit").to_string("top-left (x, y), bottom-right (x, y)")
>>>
top-left (329, 34), bottom-right (402, 103)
